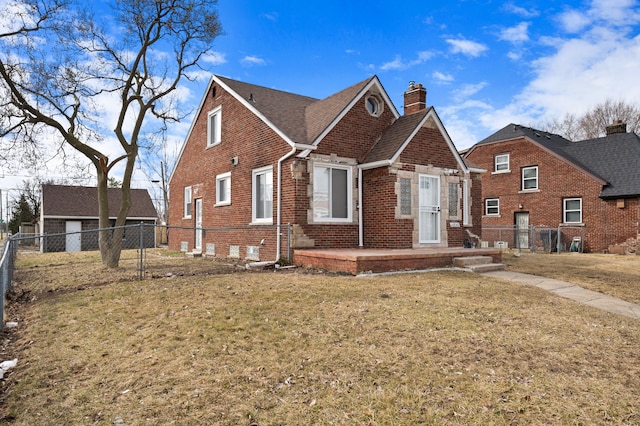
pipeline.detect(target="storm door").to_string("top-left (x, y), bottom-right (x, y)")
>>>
top-left (418, 174), bottom-right (441, 244)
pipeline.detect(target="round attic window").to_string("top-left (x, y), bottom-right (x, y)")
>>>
top-left (365, 94), bottom-right (383, 117)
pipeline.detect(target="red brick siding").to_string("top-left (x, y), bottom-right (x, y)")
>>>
top-left (169, 83), bottom-right (291, 258)
top-left (399, 127), bottom-right (460, 169)
top-left (362, 167), bottom-right (414, 248)
top-left (465, 138), bottom-right (640, 252)
top-left (313, 97), bottom-right (395, 162)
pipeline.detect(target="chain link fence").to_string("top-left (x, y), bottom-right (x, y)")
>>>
top-left (481, 225), bottom-right (586, 253)
top-left (0, 237), bottom-right (18, 332)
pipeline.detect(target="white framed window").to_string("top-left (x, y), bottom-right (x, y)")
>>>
top-left (184, 186), bottom-right (192, 218)
top-left (252, 166), bottom-right (273, 223)
top-left (485, 198), bottom-right (499, 216)
top-left (563, 198), bottom-right (582, 223)
top-left (215, 172), bottom-right (231, 205)
top-left (494, 154), bottom-right (510, 172)
top-left (463, 178), bottom-right (470, 225)
top-left (522, 166), bottom-right (538, 190)
top-left (207, 106), bottom-right (222, 147)
top-left (313, 164), bottom-right (353, 222)
top-left (365, 94), bottom-right (383, 117)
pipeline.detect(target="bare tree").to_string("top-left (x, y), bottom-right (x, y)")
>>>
top-left (0, 0), bottom-right (222, 267)
top-left (541, 99), bottom-right (640, 141)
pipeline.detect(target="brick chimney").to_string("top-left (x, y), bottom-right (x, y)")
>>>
top-left (605, 120), bottom-right (627, 135)
top-left (404, 81), bottom-right (426, 115)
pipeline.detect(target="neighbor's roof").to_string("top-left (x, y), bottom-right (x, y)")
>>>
top-left (472, 123), bottom-right (640, 198)
top-left (42, 185), bottom-right (157, 219)
top-left (563, 132), bottom-right (640, 198)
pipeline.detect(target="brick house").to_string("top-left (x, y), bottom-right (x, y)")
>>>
top-left (168, 75), bottom-right (483, 262)
top-left (40, 184), bottom-right (157, 252)
top-left (464, 122), bottom-right (640, 253)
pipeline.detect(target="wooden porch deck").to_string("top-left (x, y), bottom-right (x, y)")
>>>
top-left (293, 247), bottom-right (503, 275)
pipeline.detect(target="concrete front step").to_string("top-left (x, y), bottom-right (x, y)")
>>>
top-left (466, 263), bottom-right (505, 273)
top-left (453, 255), bottom-right (494, 267)
top-left (453, 256), bottom-right (504, 272)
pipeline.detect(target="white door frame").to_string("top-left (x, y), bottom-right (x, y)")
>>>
top-left (418, 174), bottom-right (441, 244)
top-left (515, 211), bottom-right (529, 250)
top-left (65, 221), bottom-right (82, 252)
top-left (194, 198), bottom-right (203, 251)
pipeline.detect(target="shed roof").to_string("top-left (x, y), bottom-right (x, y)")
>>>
top-left (42, 185), bottom-right (157, 219)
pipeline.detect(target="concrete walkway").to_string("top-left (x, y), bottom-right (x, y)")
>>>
top-left (481, 270), bottom-right (640, 320)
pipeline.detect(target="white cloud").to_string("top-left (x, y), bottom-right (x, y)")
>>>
top-left (380, 51), bottom-right (435, 71)
top-left (202, 51), bottom-right (227, 66)
top-left (262, 12), bottom-right (279, 21)
top-left (452, 82), bottom-right (488, 102)
top-left (558, 9), bottom-right (591, 33)
top-left (345, 49), bottom-right (360, 55)
top-left (499, 22), bottom-right (530, 43)
top-left (504, 3), bottom-right (540, 18)
top-left (241, 55), bottom-right (266, 67)
top-left (446, 38), bottom-right (488, 57)
top-left (432, 71), bottom-right (454, 83)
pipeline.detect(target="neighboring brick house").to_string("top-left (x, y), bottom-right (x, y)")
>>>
top-left (168, 75), bottom-right (483, 262)
top-left (40, 185), bottom-right (157, 252)
top-left (464, 122), bottom-right (640, 253)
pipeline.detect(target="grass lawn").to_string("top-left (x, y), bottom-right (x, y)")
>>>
top-left (1, 250), bottom-right (639, 425)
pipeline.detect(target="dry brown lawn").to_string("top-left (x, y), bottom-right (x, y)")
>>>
top-left (502, 251), bottom-right (640, 305)
top-left (1, 249), bottom-right (639, 425)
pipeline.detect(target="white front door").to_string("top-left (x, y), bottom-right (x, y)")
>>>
top-left (194, 198), bottom-right (203, 251)
top-left (419, 174), bottom-right (441, 244)
top-left (65, 221), bottom-right (82, 252)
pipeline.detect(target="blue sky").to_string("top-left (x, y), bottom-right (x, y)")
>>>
top-left (196, 0), bottom-right (640, 149)
top-left (2, 0), bottom-right (640, 211)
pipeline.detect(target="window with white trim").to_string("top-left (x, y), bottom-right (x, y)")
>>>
top-left (313, 164), bottom-right (352, 222)
top-left (494, 154), bottom-right (510, 172)
top-left (522, 166), bottom-right (538, 190)
top-left (215, 172), bottom-right (231, 205)
top-left (485, 198), bottom-right (499, 216)
top-left (252, 166), bottom-right (273, 223)
top-left (563, 198), bottom-right (582, 223)
top-left (184, 186), bottom-right (192, 218)
top-left (463, 178), bottom-right (470, 225)
top-left (207, 106), bottom-right (222, 147)
top-left (365, 94), bottom-right (383, 117)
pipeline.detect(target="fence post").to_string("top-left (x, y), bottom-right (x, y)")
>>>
top-left (139, 222), bottom-right (144, 280)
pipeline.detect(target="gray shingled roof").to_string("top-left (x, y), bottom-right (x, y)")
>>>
top-left (42, 185), bottom-right (157, 219)
top-left (474, 124), bottom-right (640, 198)
top-left (563, 132), bottom-right (640, 198)
top-left (363, 108), bottom-right (431, 164)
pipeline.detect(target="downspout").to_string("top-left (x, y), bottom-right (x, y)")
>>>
top-left (276, 143), bottom-right (317, 263)
top-left (358, 167), bottom-right (363, 247)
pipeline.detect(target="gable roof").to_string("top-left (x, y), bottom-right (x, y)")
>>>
top-left (42, 185), bottom-right (157, 219)
top-left (215, 75), bottom-right (318, 144)
top-left (469, 123), bottom-right (640, 198)
top-left (361, 107), bottom-right (469, 173)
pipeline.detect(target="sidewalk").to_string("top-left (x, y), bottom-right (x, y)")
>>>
top-left (481, 270), bottom-right (640, 320)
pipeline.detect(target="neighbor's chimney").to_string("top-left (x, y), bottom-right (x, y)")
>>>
top-left (605, 120), bottom-right (627, 136)
top-left (404, 81), bottom-right (426, 115)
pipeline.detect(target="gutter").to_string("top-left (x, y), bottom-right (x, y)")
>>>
top-left (276, 143), bottom-right (317, 263)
